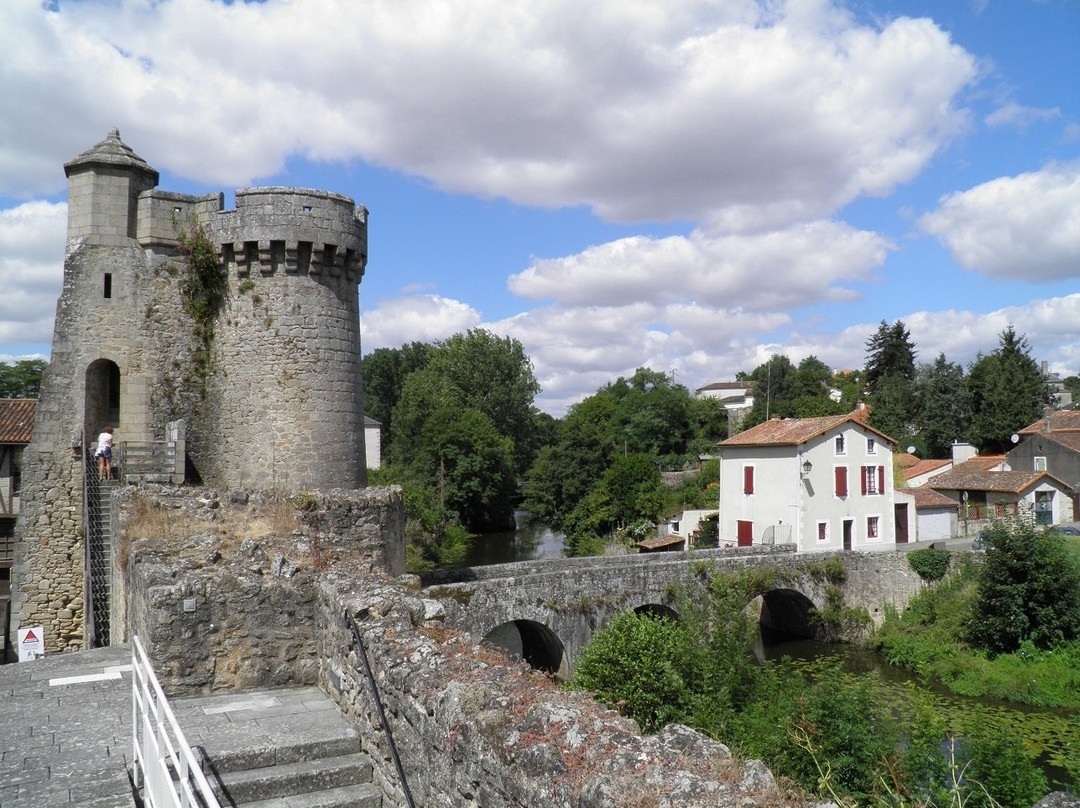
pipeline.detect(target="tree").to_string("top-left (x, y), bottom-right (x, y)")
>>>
top-left (361, 342), bottom-right (433, 453)
top-left (411, 406), bottom-right (518, 533)
top-left (967, 327), bottom-right (1052, 453)
top-left (598, 453), bottom-right (662, 529)
top-left (966, 519), bottom-right (1080, 655)
top-left (865, 320), bottom-right (917, 388)
top-left (914, 354), bottom-right (971, 457)
top-left (603, 368), bottom-right (695, 459)
top-left (0, 359), bottom-right (48, 398)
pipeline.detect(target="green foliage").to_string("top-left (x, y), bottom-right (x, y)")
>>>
top-left (175, 217), bottom-right (226, 393)
top-left (967, 519), bottom-right (1080, 655)
top-left (914, 353), bottom-right (972, 457)
top-left (740, 354), bottom-right (845, 429)
top-left (967, 326), bottom-right (1053, 453)
top-left (963, 730), bottom-right (1049, 808)
top-left (0, 359), bottom-right (47, 398)
top-left (907, 548), bottom-right (951, 581)
top-left (571, 612), bottom-right (690, 732)
top-left (864, 320), bottom-right (918, 445)
top-left (361, 342), bottom-right (433, 454)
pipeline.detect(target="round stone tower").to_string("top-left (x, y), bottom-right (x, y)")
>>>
top-left (11, 130), bottom-right (369, 654)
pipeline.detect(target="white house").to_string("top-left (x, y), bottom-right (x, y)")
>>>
top-left (364, 416), bottom-right (382, 470)
top-left (717, 410), bottom-right (897, 553)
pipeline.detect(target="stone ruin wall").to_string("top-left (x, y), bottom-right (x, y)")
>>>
top-left (123, 485), bottom-right (791, 808)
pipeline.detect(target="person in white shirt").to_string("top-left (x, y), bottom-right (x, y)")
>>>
top-left (95, 426), bottom-right (114, 480)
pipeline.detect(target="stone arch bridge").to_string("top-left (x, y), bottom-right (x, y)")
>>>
top-left (421, 546), bottom-right (925, 679)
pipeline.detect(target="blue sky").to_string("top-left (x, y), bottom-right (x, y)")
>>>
top-left (1, 0), bottom-right (1077, 414)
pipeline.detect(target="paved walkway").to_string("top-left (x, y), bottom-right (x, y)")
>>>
top-left (0, 645), bottom-right (135, 808)
top-left (0, 646), bottom-right (358, 808)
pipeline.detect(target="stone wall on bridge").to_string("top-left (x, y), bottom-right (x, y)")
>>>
top-left (422, 547), bottom-right (927, 676)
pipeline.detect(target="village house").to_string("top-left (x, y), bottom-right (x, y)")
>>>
top-left (716, 409), bottom-right (898, 553)
top-left (1008, 409), bottom-right (1080, 518)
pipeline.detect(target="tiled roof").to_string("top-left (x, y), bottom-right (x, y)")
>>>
top-left (907, 487), bottom-right (959, 509)
top-left (637, 534), bottom-right (686, 551)
top-left (1018, 410), bottom-right (1080, 434)
top-left (929, 468), bottom-right (1067, 495)
top-left (696, 381), bottom-right (753, 393)
top-left (0, 399), bottom-right (36, 444)
top-left (951, 456), bottom-right (1007, 473)
top-left (902, 458), bottom-right (951, 481)
top-left (894, 452), bottom-right (920, 469)
top-left (719, 410), bottom-right (894, 447)
top-left (1024, 430), bottom-right (1080, 453)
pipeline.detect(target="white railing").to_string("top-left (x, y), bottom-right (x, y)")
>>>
top-left (131, 636), bottom-right (221, 808)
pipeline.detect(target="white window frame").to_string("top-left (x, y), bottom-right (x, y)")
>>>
top-left (835, 434), bottom-right (846, 455)
top-left (866, 514), bottom-right (880, 541)
top-left (867, 437), bottom-right (876, 455)
top-left (1034, 456), bottom-right (1047, 471)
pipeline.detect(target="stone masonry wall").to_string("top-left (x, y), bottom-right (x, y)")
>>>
top-left (125, 485), bottom-right (403, 691)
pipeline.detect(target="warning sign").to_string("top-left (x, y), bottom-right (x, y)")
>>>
top-left (18, 626), bottom-right (45, 662)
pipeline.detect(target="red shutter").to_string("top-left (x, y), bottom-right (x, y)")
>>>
top-left (860, 466), bottom-right (868, 495)
top-left (737, 520), bottom-right (753, 547)
top-left (878, 465), bottom-right (885, 494)
top-left (743, 466), bottom-right (754, 494)
top-left (835, 467), bottom-right (847, 497)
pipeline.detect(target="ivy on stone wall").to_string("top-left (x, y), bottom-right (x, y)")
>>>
top-left (175, 216), bottom-right (226, 396)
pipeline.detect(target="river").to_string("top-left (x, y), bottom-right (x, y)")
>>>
top-left (459, 511), bottom-right (566, 567)
top-left (764, 636), bottom-right (1079, 791)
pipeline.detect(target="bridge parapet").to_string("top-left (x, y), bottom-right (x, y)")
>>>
top-left (424, 549), bottom-right (925, 677)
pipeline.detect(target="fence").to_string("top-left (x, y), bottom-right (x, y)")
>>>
top-left (118, 441), bottom-right (180, 483)
top-left (131, 635), bottom-right (221, 808)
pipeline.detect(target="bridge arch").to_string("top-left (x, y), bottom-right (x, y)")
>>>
top-left (752, 588), bottom-right (821, 641)
top-left (481, 619), bottom-right (569, 680)
top-left (634, 603), bottom-right (678, 621)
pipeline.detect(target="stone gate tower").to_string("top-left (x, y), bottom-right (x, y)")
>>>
top-left (11, 129), bottom-right (369, 653)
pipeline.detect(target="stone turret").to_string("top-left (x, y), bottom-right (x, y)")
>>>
top-left (11, 130), bottom-right (370, 654)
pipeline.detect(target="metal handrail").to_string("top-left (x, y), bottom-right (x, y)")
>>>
top-left (345, 611), bottom-right (416, 808)
top-left (131, 635), bottom-right (222, 808)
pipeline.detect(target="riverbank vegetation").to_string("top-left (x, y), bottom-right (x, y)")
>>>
top-left (872, 520), bottom-right (1080, 709)
top-left (570, 564), bottom-right (1064, 807)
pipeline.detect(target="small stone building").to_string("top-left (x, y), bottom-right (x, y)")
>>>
top-left (9, 130), bottom-right (370, 655)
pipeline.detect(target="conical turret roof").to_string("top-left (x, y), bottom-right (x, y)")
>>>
top-left (64, 128), bottom-right (159, 183)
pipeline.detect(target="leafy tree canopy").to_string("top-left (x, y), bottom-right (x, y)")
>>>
top-left (914, 353), bottom-right (971, 457)
top-left (0, 359), bottom-right (48, 398)
top-left (361, 342), bottom-right (433, 452)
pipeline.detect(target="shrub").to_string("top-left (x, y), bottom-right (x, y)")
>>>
top-left (907, 547), bottom-right (951, 581)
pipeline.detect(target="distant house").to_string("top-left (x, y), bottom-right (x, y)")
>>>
top-left (902, 458), bottom-right (953, 488)
top-left (1009, 410), bottom-right (1080, 518)
top-left (928, 461), bottom-right (1075, 530)
top-left (658, 508), bottom-right (718, 549)
top-left (894, 486), bottom-right (959, 543)
top-left (364, 416), bottom-right (382, 470)
top-left (1, 398), bottom-right (35, 661)
top-left (636, 534), bottom-right (687, 553)
top-left (695, 381), bottom-right (754, 436)
top-left (716, 409), bottom-right (897, 553)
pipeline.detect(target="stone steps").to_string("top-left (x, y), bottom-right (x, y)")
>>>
top-left (170, 687), bottom-right (381, 808)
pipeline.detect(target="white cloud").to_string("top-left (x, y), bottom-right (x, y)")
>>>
top-left (985, 102), bottom-right (1060, 130)
top-left (0, 201), bottom-right (65, 348)
top-left (919, 163), bottom-right (1080, 281)
top-left (360, 294), bottom-right (481, 350)
top-left (508, 221), bottom-right (892, 310)
top-left (1, 0), bottom-right (975, 230)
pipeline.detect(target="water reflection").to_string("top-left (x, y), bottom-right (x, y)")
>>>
top-left (459, 511), bottom-right (566, 567)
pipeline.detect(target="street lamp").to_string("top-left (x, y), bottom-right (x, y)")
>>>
top-left (802, 459), bottom-right (813, 476)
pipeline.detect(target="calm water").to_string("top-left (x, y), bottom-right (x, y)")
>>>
top-left (459, 511), bottom-right (566, 567)
top-left (763, 637), bottom-right (1079, 790)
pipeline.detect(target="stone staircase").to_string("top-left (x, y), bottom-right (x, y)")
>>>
top-left (170, 687), bottom-right (382, 808)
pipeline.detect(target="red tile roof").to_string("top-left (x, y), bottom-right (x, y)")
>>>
top-left (929, 468), bottom-right (1069, 495)
top-left (1018, 410), bottom-right (1080, 435)
top-left (0, 399), bottom-right (35, 444)
top-left (719, 411), bottom-right (894, 447)
top-left (907, 487), bottom-right (960, 509)
top-left (902, 458), bottom-right (952, 481)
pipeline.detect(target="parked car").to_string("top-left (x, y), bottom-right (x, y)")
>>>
top-left (1053, 525), bottom-right (1080, 535)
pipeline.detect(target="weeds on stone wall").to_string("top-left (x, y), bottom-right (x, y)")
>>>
top-left (174, 216), bottom-right (226, 397)
top-left (907, 547), bottom-right (951, 581)
top-left (808, 583), bottom-right (873, 641)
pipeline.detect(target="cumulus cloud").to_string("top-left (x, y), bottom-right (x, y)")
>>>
top-left (2, 0), bottom-right (975, 230)
top-left (509, 221), bottom-right (892, 310)
top-left (360, 294), bottom-right (481, 351)
top-left (919, 163), bottom-right (1080, 281)
top-left (0, 201), bottom-right (65, 349)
